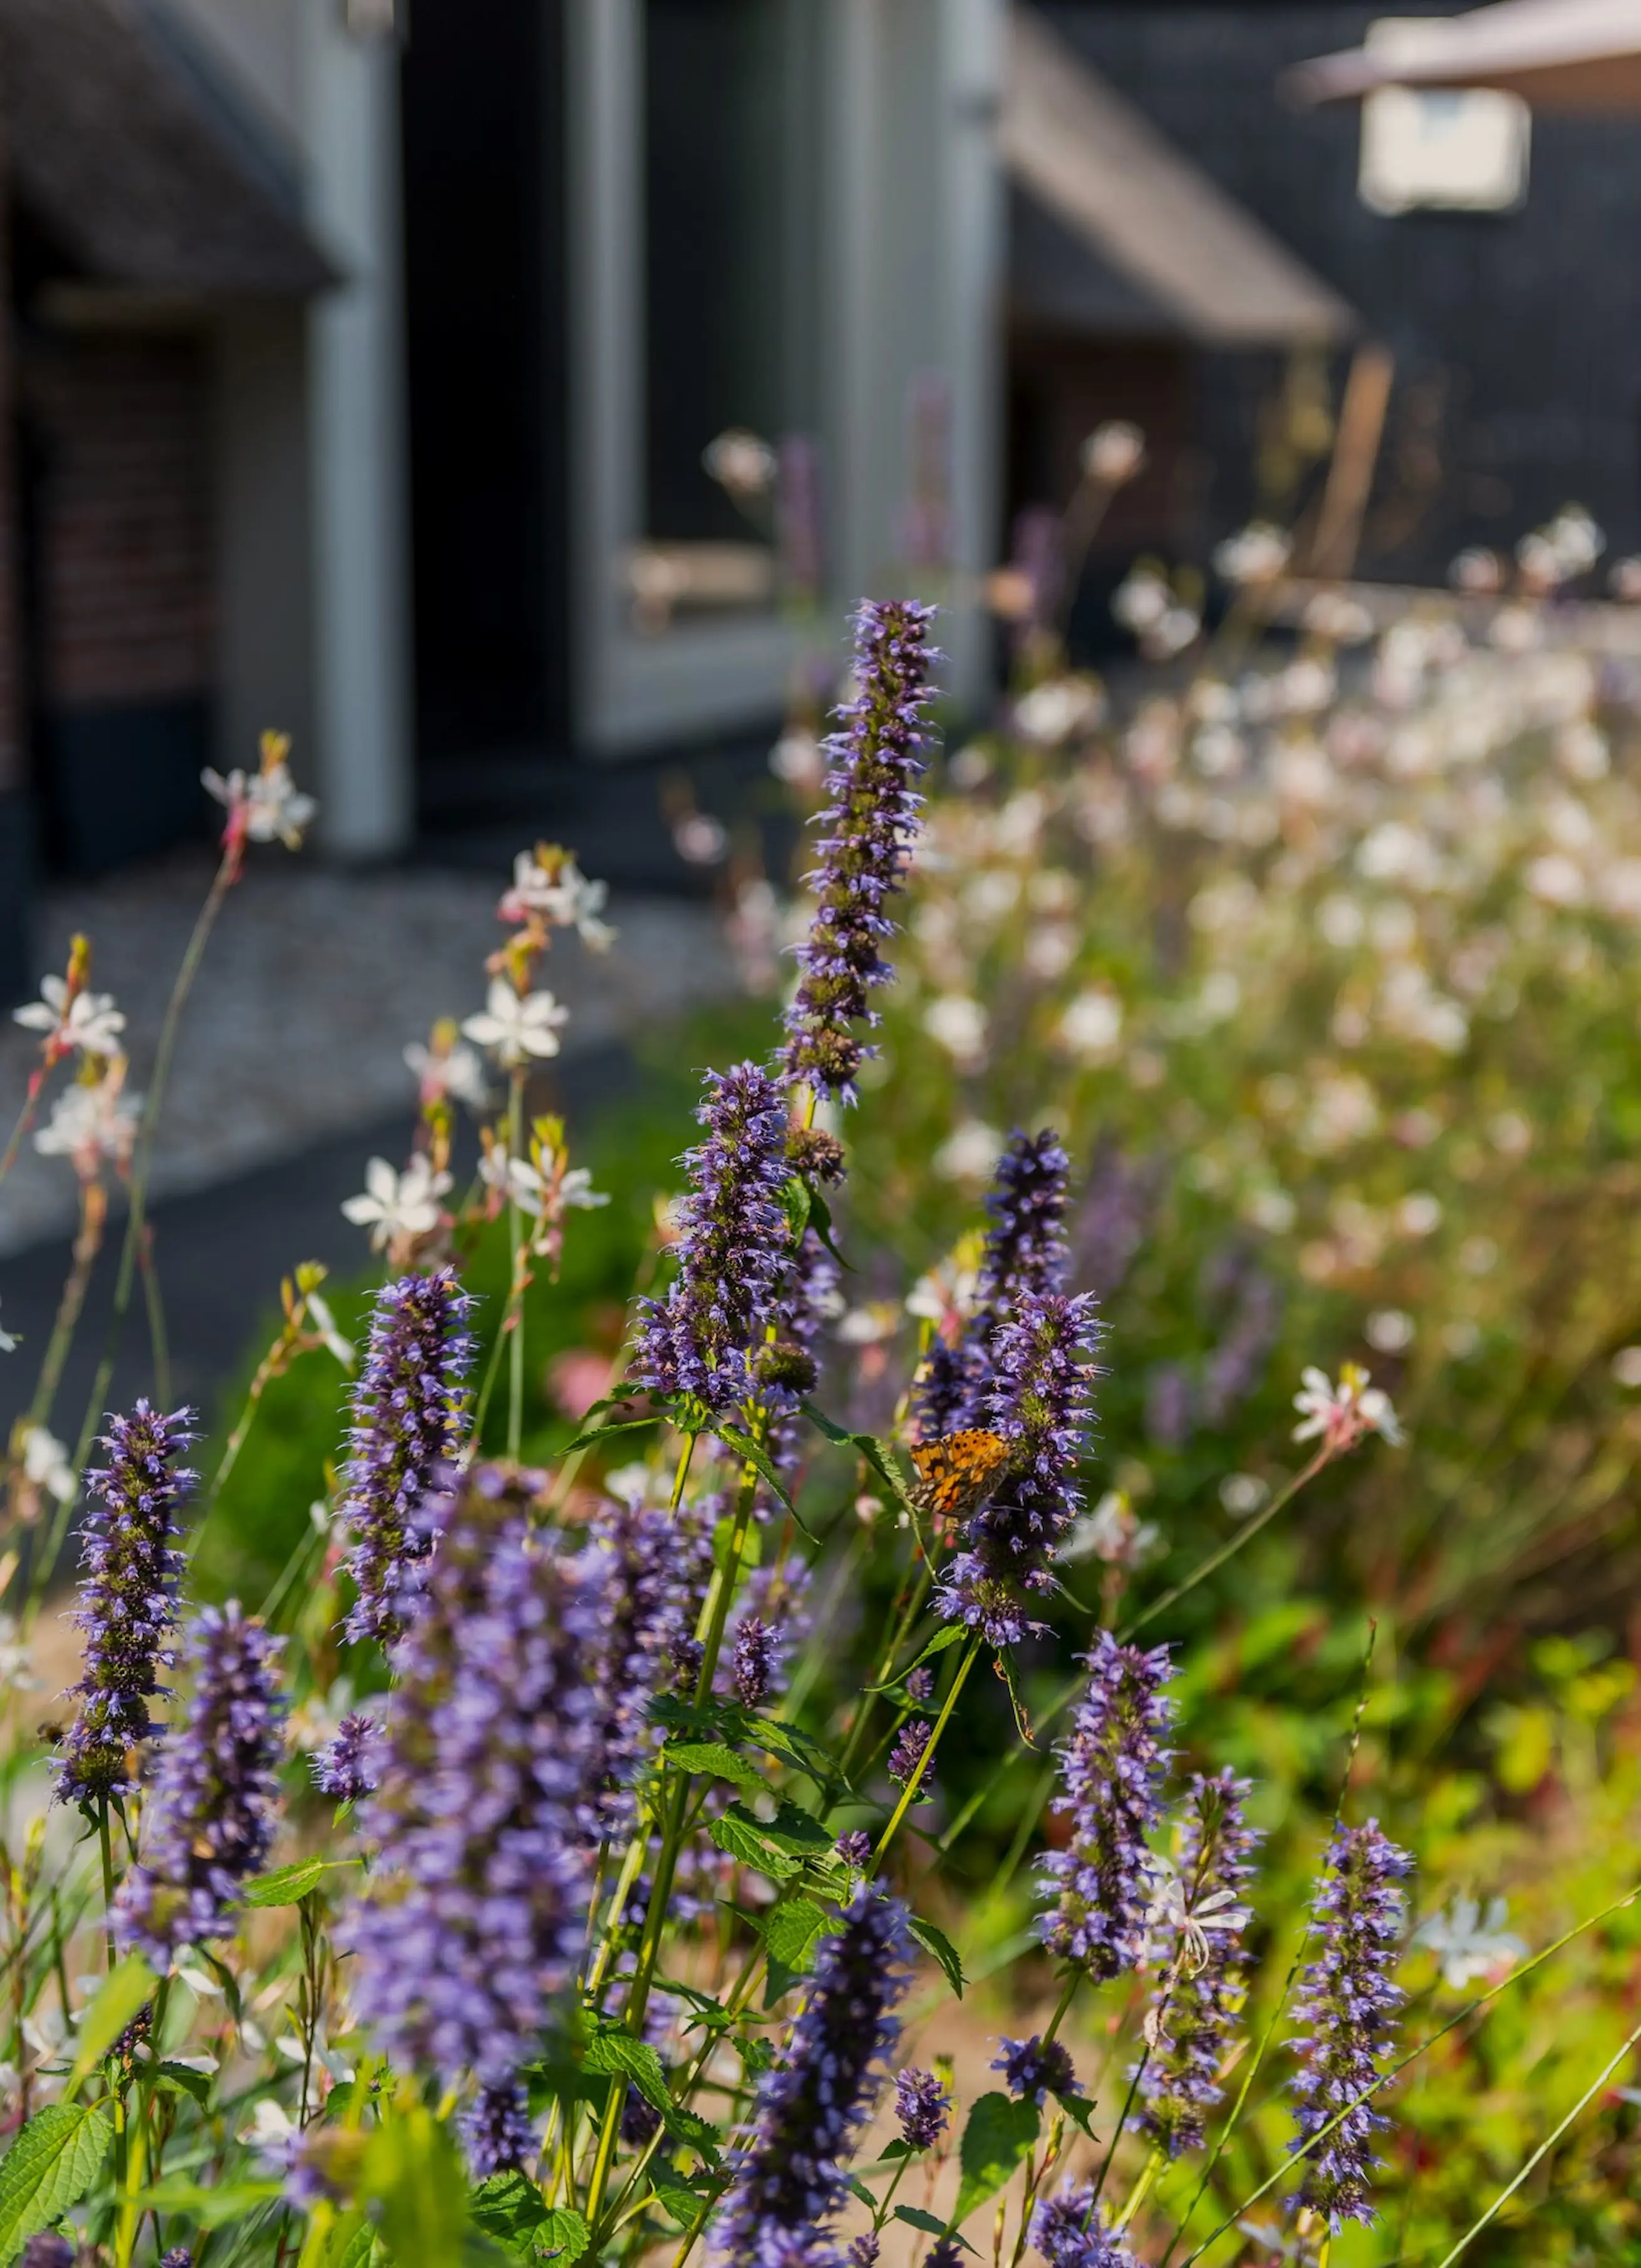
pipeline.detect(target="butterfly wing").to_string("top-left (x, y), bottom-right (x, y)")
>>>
top-left (909, 1428), bottom-right (1011, 1520)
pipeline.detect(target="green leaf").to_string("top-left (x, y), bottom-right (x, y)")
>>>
top-left (748, 1717), bottom-right (843, 1790)
top-left (138, 2174), bottom-right (282, 2230)
top-left (759, 1896), bottom-right (834, 1969)
top-left (663, 1740), bottom-right (767, 1794)
top-left (907, 1915), bottom-right (966, 1999)
top-left (153, 2059), bottom-right (214, 2106)
top-left (583, 2031), bottom-right (671, 2113)
top-left (780, 1177), bottom-right (812, 1241)
top-left (866, 1623), bottom-right (965, 1695)
top-left (799, 1407), bottom-right (918, 1523)
top-left (845, 2175), bottom-right (878, 2210)
top-left (322, 2212), bottom-right (379, 2268)
top-left (537, 2207), bottom-right (592, 2261)
top-left (801, 1182), bottom-right (851, 1271)
top-left (757, 1800), bottom-right (833, 1858)
top-left (65, 1954), bottom-right (154, 2093)
top-left (706, 1423), bottom-right (809, 1532)
top-left (953, 2093), bottom-right (1040, 2224)
top-left (241, 1857), bottom-right (363, 1909)
top-left (1057, 2093), bottom-right (1099, 2141)
top-left (895, 2207), bottom-right (975, 2250)
top-left (556, 1413), bottom-right (660, 1459)
top-left (470, 2170), bottom-right (549, 2250)
top-left (0, 2104), bottom-right (112, 2264)
top-left (360, 2105), bottom-right (475, 2268)
top-left (648, 2180), bottom-right (707, 2232)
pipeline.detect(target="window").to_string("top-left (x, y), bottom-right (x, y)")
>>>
top-left (1359, 20), bottom-right (1530, 215)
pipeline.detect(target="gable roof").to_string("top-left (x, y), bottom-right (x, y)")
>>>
top-left (1003, 4), bottom-right (1355, 348)
top-left (0, 0), bottom-right (333, 301)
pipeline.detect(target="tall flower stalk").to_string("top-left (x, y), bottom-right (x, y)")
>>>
top-left (114, 1602), bottom-right (287, 1959)
top-left (340, 1267), bottom-right (475, 1644)
top-left (782, 599), bottom-right (938, 1103)
top-left (1038, 1632), bottom-right (1174, 1979)
top-left (630, 1063), bottom-right (794, 1413)
top-left (54, 1401), bottom-right (195, 1812)
top-left (1288, 1820), bottom-right (1412, 2229)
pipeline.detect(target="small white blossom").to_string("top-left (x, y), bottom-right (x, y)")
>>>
top-left (1292, 1361), bottom-right (1402, 1452)
top-left (1140, 1852), bottom-right (1251, 1973)
top-left (202, 741), bottom-right (316, 850)
top-left (906, 1262), bottom-right (979, 1327)
top-left (14, 976), bottom-right (125, 1059)
top-left (498, 849), bottom-right (615, 949)
top-left (303, 1289), bottom-right (355, 1371)
top-left (1414, 1894), bottom-right (1525, 1989)
top-left (836, 1304), bottom-right (898, 1348)
top-left (404, 1037), bottom-right (489, 1110)
top-left (0, 1301), bottom-right (14, 1355)
top-left (1061, 1490), bottom-right (1162, 1569)
top-left (21, 1424), bottom-right (75, 1505)
top-left (462, 979), bottom-right (571, 1066)
top-left (341, 1155), bottom-right (451, 1249)
top-left (34, 1074), bottom-right (142, 1173)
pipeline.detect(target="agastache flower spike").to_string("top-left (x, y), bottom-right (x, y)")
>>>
top-left (54, 1399), bottom-right (195, 1811)
top-left (114, 1602), bottom-right (287, 1959)
top-left (888, 1718), bottom-right (933, 1793)
top-left (1288, 1820), bottom-right (1412, 2229)
top-left (715, 1880), bottom-right (914, 2268)
top-left (347, 1467), bottom-right (609, 2093)
top-left (630, 1063), bottom-right (794, 1413)
top-left (309, 1713), bottom-right (381, 1803)
top-left (782, 598), bottom-right (938, 1102)
top-left (588, 1493), bottom-right (686, 1842)
top-left (914, 1129), bottom-right (1070, 1439)
top-left (339, 1267), bottom-right (475, 1645)
top-left (894, 2066), bottom-right (951, 2150)
top-left (934, 1288), bottom-right (1100, 1649)
top-left (994, 2034), bottom-right (1079, 2106)
top-left (1029, 2185), bottom-right (1136, 2268)
top-left (1038, 1631), bottom-right (1174, 1979)
top-left (459, 2078), bottom-right (536, 2180)
top-left (1137, 1771), bottom-right (1261, 2157)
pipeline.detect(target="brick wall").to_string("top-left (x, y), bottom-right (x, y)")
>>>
top-left (18, 332), bottom-right (215, 710)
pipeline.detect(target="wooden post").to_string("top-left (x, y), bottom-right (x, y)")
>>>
top-left (1308, 341), bottom-right (1395, 583)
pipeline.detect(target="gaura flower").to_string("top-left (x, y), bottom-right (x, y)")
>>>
top-left (203, 731), bottom-right (317, 853)
top-left (1292, 1363), bottom-right (1402, 1453)
top-left (14, 975), bottom-right (125, 1060)
top-left (341, 1156), bottom-right (452, 1251)
top-left (462, 977), bottom-right (571, 1066)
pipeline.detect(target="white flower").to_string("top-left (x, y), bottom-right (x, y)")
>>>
top-left (702, 426), bottom-right (777, 497)
top-left (1292, 1361), bottom-right (1402, 1453)
top-left (302, 1289), bottom-right (355, 1371)
top-left (498, 850), bottom-right (615, 949)
top-left (1213, 522), bottom-right (1291, 586)
top-left (1112, 569), bottom-right (1171, 636)
top-left (1080, 419), bottom-right (1146, 486)
top-left (1059, 987), bottom-right (1123, 1063)
top-left (481, 1146), bottom-right (606, 1220)
top-left (1414, 1894), bottom-right (1525, 1989)
top-left (1013, 678), bottom-right (1104, 746)
top-left (21, 1425), bottom-right (75, 1505)
top-left (836, 1304), bottom-right (898, 1348)
top-left (0, 1301), bottom-right (14, 1355)
top-left (933, 1120), bottom-right (1004, 1184)
top-left (202, 740), bottom-right (316, 849)
top-left (462, 978), bottom-right (570, 1066)
top-left (1140, 1852), bottom-right (1251, 1972)
top-left (906, 1263), bottom-right (979, 1327)
top-left (34, 1075), bottom-right (142, 1172)
top-left (923, 994), bottom-right (988, 1067)
top-left (403, 1037), bottom-right (489, 1111)
top-left (14, 976), bottom-right (125, 1059)
top-left (240, 2096), bottom-right (297, 2161)
top-left (1061, 1490), bottom-right (1162, 1570)
top-left (341, 1155), bottom-right (451, 1249)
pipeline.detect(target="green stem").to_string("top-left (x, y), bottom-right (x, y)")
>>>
top-left (1117, 1448), bottom-right (1330, 1643)
top-left (506, 1071), bottom-right (526, 1463)
top-left (1429, 2018), bottom-right (1641, 2267)
top-left (26, 1183), bottom-right (107, 1436)
top-left (872, 1637), bottom-right (979, 1869)
top-left (97, 1809), bottom-right (127, 2191)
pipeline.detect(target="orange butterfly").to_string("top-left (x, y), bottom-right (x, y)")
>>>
top-left (909, 1428), bottom-right (1012, 1522)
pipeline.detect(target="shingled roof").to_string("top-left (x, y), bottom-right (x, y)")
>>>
top-left (0, 0), bottom-right (333, 300)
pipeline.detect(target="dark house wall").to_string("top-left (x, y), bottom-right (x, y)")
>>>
top-left (1043, 1), bottom-right (1641, 579)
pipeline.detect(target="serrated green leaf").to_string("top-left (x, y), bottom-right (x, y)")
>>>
top-left (758, 1801), bottom-right (832, 1857)
top-left (953, 2092), bottom-right (1039, 2224)
top-left (663, 1740), bottom-right (767, 1793)
top-left (907, 1915), bottom-right (966, 1999)
top-left (153, 2059), bottom-right (214, 2106)
top-left (65, 1953), bottom-right (154, 2093)
top-left (709, 1811), bottom-right (800, 1880)
top-left (759, 1896), bottom-right (832, 1968)
top-left (241, 1857), bottom-right (363, 1909)
top-left (649, 2181), bottom-right (706, 2232)
top-left (707, 1423), bottom-right (810, 1532)
top-left (584, 2031), bottom-right (671, 2112)
top-left (748, 1717), bottom-right (843, 1790)
top-left (1057, 2093), bottom-right (1098, 2140)
top-left (537, 2207), bottom-right (591, 2261)
top-left (0, 2103), bottom-right (112, 2264)
top-left (322, 2212), bottom-right (378, 2268)
top-left (138, 2174), bottom-right (282, 2230)
top-left (470, 2169), bottom-right (548, 2249)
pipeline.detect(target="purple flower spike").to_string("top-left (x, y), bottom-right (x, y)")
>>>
top-left (1288, 1820), bottom-right (1412, 2230)
top-left (1137, 1771), bottom-right (1261, 2157)
top-left (835, 1828), bottom-right (872, 1870)
top-left (715, 1880), bottom-right (914, 2268)
top-left (733, 1616), bottom-right (776, 1709)
top-left (588, 1493), bottom-right (687, 1841)
top-left (888, 1718), bottom-right (933, 1794)
top-left (459, 2078), bottom-right (536, 2179)
top-left (341, 1267), bottom-right (475, 1645)
top-left (113, 1602), bottom-right (287, 1959)
top-left (310, 1713), bottom-right (381, 1803)
top-left (347, 1466), bottom-right (610, 2091)
top-left (994, 2034), bottom-right (1079, 2106)
top-left (894, 2065), bottom-right (951, 2150)
top-left (848, 2239), bottom-right (880, 2268)
top-left (782, 598), bottom-right (939, 1102)
top-left (934, 1289), bottom-right (1101, 1649)
top-left (914, 1130), bottom-right (1070, 1440)
top-left (1029, 2185), bottom-right (1135, 2268)
top-left (631, 1063), bottom-right (795, 1413)
top-left (1038, 1632), bottom-right (1174, 1980)
top-left (54, 1399), bottom-right (195, 1811)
